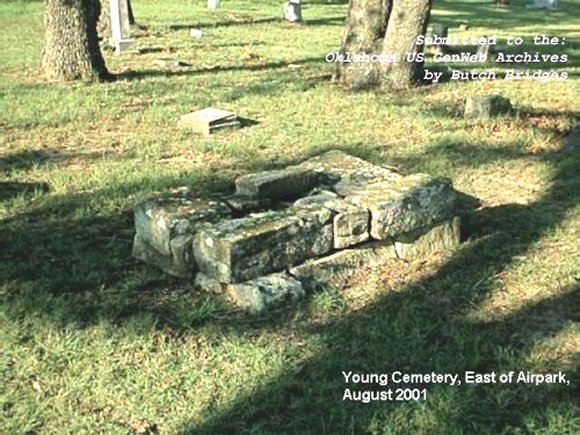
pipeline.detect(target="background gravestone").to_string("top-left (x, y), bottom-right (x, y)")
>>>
top-left (109, 0), bottom-right (135, 54)
top-left (283, 0), bottom-right (303, 23)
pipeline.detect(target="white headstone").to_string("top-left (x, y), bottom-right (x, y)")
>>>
top-left (190, 28), bottom-right (203, 38)
top-left (208, 0), bottom-right (221, 9)
top-left (283, 0), bottom-right (302, 23)
top-left (109, 0), bottom-right (135, 54)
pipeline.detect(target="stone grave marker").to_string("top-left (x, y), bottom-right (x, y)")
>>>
top-left (527, 0), bottom-right (558, 9)
top-left (132, 151), bottom-right (480, 313)
top-left (109, 0), bottom-right (135, 55)
top-left (190, 28), bottom-right (203, 38)
top-left (283, 0), bottom-right (303, 23)
top-left (178, 107), bottom-right (241, 136)
top-left (465, 94), bottom-right (513, 118)
top-left (207, 0), bottom-right (220, 9)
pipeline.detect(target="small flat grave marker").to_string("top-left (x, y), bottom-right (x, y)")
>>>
top-left (154, 58), bottom-right (191, 67)
top-left (190, 28), bottom-right (203, 38)
top-left (179, 108), bottom-right (241, 136)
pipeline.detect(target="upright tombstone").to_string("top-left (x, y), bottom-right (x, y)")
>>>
top-left (208, 0), bottom-right (221, 9)
top-left (109, 0), bottom-right (135, 55)
top-left (283, 0), bottom-right (303, 23)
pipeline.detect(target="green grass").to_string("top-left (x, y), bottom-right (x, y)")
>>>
top-left (1, 0), bottom-right (579, 433)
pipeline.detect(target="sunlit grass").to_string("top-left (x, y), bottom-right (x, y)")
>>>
top-left (0, 0), bottom-right (578, 433)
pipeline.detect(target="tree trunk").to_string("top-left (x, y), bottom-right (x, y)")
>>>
top-left (98, 0), bottom-right (110, 37)
top-left (336, 0), bottom-right (390, 89)
top-left (336, 0), bottom-right (432, 90)
top-left (42, 0), bottom-right (111, 82)
top-left (378, 0), bottom-right (433, 89)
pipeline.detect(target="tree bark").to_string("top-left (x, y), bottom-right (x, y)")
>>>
top-left (378, 0), bottom-right (433, 89)
top-left (336, 0), bottom-right (432, 90)
top-left (336, 0), bottom-right (390, 89)
top-left (98, 0), bottom-right (110, 37)
top-left (42, 0), bottom-right (111, 82)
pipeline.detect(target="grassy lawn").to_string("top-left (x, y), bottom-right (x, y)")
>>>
top-left (1, 0), bottom-right (578, 433)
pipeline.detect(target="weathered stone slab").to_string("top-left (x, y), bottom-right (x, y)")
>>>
top-left (226, 272), bottom-right (305, 313)
top-left (193, 207), bottom-right (334, 283)
top-left (133, 188), bottom-right (230, 276)
top-left (297, 150), bottom-right (401, 187)
top-left (294, 191), bottom-right (370, 249)
top-left (235, 166), bottom-right (321, 200)
top-left (134, 188), bottom-right (231, 256)
top-left (132, 233), bottom-right (194, 278)
top-left (342, 174), bottom-right (459, 240)
top-left (464, 94), bottom-right (512, 118)
top-left (179, 107), bottom-right (240, 136)
top-left (289, 241), bottom-right (398, 292)
top-left (394, 217), bottom-right (460, 261)
top-left (224, 195), bottom-right (271, 214)
top-left (194, 272), bottom-right (224, 294)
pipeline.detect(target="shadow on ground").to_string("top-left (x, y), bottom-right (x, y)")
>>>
top-left (0, 122), bottom-right (577, 432)
top-left (118, 56), bottom-right (325, 81)
top-left (176, 127), bottom-right (579, 432)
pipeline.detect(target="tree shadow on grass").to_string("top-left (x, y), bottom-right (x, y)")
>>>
top-left (118, 56), bottom-right (325, 81)
top-left (0, 116), bottom-right (577, 431)
top-left (431, 0), bottom-right (578, 32)
top-left (0, 148), bottom-right (136, 175)
top-left (166, 15), bottom-right (346, 30)
top-left (167, 17), bottom-right (281, 31)
top-left (175, 127), bottom-right (578, 432)
top-left (0, 182), bottom-right (49, 202)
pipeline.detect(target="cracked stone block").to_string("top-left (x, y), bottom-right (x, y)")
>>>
top-left (132, 233), bottom-right (195, 278)
top-left (464, 94), bottom-right (512, 118)
top-left (289, 240), bottom-right (398, 292)
top-left (193, 207), bottom-right (334, 283)
top-left (194, 272), bottom-right (225, 294)
top-left (226, 272), bottom-right (305, 313)
top-left (343, 174), bottom-right (460, 239)
top-left (133, 187), bottom-right (230, 276)
top-left (394, 217), bottom-right (461, 261)
top-left (298, 150), bottom-right (401, 188)
top-left (294, 191), bottom-right (370, 249)
top-left (224, 195), bottom-right (271, 213)
top-left (235, 166), bottom-right (321, 200)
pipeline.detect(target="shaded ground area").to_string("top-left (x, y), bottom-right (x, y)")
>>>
top-left (0, 0), bottom-right (578, 432)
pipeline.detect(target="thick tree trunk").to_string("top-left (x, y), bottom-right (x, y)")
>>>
top-left (42, 0), bottom-right (111, 82)
top-left (378, 0), bottom-right (433, 89)
top-left (336, 0), bottom-right (390, 89)
top-left (336, 0), bottom-right (432, 90)
top-left (98, 0), bottom-right (110, 36)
